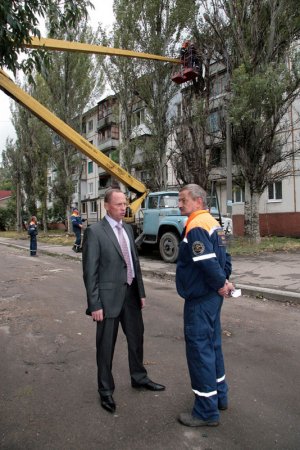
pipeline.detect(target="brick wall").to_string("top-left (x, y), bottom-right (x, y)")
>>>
top-left (233, 213), bottom-right (300, 237)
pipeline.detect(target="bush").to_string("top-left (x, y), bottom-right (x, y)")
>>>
top-left (0, 206), bottom-right (16, 230)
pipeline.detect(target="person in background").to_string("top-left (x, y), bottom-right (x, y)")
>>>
top-left (71, 207), bottom-right (83, 253)
top-left (180, 40), bottom-right (190, 65)
top-left (28, 216), bottom-right (38, 257)
top-left (82, 188), bottom-right (165, 414)
top-left (176, 184), bottom-right (234, 428)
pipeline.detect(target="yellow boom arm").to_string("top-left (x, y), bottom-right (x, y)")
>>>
top-left (0, 69), bottom-right (149, 213)
top-left (23, 37), bottom-right (181, 65)
top-left (1, 39), bottom-right (180, 214)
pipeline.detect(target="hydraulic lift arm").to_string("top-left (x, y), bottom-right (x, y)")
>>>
top-left (0, 39), bottom-right (180, 214)
top-left (0, 69), bottom-right (149, 214)
top-left (23, 37), bottom-right (181, 65)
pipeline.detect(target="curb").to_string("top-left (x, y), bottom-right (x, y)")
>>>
top-left (141, 268), bottom-right (300, 305)
top-left (1, 240), bottom-right (299, 305)
top-left (236, 284), bottom-right (300, 305)
top-left (0, 240), bottom-right (82, 262)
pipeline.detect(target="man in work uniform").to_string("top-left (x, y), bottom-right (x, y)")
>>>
top-left (71, 207), bottom-right (83, 252)
top-left (176, 184), bottom-right (234, 427)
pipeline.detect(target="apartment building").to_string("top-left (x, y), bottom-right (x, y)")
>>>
top-left (80, 96), bottom-right (120, 223)
top-left (73, 63), bottom-right (299, 236)
top-left (175, 58), bottom-right (300, 237)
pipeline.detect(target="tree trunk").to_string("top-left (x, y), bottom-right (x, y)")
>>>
top-left (66, 207), bottom-right (71, 233)
top-left (42, 199), bottom-right (48, 233)
top-left (244, 180), bottom-right (261, 243)
top-left (16, 180), bottom-right (22, 232)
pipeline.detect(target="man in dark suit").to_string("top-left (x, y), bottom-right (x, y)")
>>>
top-left (82, 188), bottom-right (165, 413)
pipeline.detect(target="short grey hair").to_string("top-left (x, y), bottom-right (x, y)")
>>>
top-left (104, 188), bottom-right (123, 203)
top-left (180, 184), bottom-right (207, 208)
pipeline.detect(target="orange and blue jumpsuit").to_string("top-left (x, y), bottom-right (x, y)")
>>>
top-left (176, 210), bottom-right (232, 421)
top-left (71, 213), bottom-right (83, 247)
top-left (28, 221), bottom-right (38, 256)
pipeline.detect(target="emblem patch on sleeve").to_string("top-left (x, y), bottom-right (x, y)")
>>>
top-left (192, 241), bottom-right (205, 255)
top-left (217, 230), bottom-right (226, 246)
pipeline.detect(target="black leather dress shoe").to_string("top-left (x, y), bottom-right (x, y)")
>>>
top-left (100, 395), bottom-right (116, 413)
top-left (131, 380), bottom-right (166, 391)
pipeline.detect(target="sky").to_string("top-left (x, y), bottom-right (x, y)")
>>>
top-left (0, 0), bottom-right (114, 157)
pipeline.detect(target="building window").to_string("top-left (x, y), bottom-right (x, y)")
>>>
top-left (48, 176), bottom-right (52, 186)
top-left (88, 182), bottom-right (93, 195)
top-left (48, 193), bottom-right (52, 202)
top-left (98, 128), bottom-right (111, 142)
top-left (210, 147), bottom-right (221, 167)
top-left (88, 119), bottom-right (93, 131)
top-left (208, 111), bottom-right (220, 133)
top-left (88, 161), bottom-right (93, 174)
top-left (177, 103), bottom-right (182, 118)
top-left (210, 74), bottom-right (227, 98)
top-left (91, 201), bottom-right (97, 213)
top-left (141, 171), bottom-right (150, 182)
top-left (233, 187), bottom-right (245, 203)
top-left (73, 183), bottom-right (78, 194)
top-left (148, 196), bottom-right (159, 209)
top-left (134, 109), bottom-right (145, 127)
top-left (111, 125), bottom-right (119, 140)
top-left (99, 174), bottom-right (110, 188)
top-left (268, 181), bottom-right (282, 201)
top-left (81, 203), bottom-right (86, 214)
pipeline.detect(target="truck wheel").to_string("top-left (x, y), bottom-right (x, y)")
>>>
top-left (159, 232), bottom-right (179, 263)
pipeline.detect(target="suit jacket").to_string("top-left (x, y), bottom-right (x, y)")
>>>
top-left (82, 217), bottom-right (145, 318)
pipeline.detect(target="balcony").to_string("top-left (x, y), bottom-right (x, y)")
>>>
top-left (97, 114), bottom-right (118, 131)
top-left (98, 138), bottom-right (119, 152)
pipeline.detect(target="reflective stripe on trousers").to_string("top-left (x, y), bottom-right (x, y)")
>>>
top-left (184, 294), bottom-right (228, 421)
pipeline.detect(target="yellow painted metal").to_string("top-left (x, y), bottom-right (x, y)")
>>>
top-left (0, 69), bottom-right (148, 196)
top-left (24, 37), bottom-right (181, 65)
top-left (126, 191), bottom-right (148, 216)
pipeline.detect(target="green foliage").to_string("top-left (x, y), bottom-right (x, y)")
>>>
top-left (197, 0), bottom-right (300, 238)
top-left (106, 0), bottom-right (195, 188)
top-left (0, 165), bottom-right (12, 190)
top-left (0, 0), bottom-right (93, 76)
top-left (40, 18), bottom-right (103, 218)
top-left (230, 62), bottom-right (295, 127)
top-left (47, 205), bottom-right (66, 223)
top-left (0, 201), bottom-right (17, 231)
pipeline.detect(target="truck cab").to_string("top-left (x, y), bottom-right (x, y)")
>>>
top-left (137, 191), bottom-right (232, 263)
top-left (138, 191), bottom-right (186, 263)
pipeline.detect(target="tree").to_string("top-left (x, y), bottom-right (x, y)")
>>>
top-left (2, 138), bottom-right (24, 231)
top-left (1, 5), bottom-right (103, 231)
top-left (40, 17), bottom-right (104, 230)
top-left (99, 19), bottom-right (141, 176)
top-left (198, 0), bottom-right (300, 241)
top-left (0, 0), bottom-right (93, 77)
top-left (170, 30), bottom-right (226, 191)
top-left (102, 0), bottom-right (195, 190)
top-left (0, 163), bottom-right (12, 190)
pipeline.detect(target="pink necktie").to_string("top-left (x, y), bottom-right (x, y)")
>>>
top-left (116, 224), bottom-right (133, 285)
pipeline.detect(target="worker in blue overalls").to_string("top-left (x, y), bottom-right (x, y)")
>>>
top-left (176, 184), bottom-right (234, 427)
top-left (71, 207), bottom-right (83, 253)
top-left (28, 215), bottom-right (38, 256)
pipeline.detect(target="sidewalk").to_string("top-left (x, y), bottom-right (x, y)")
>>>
top-left (1, 236), bottom-right (300, 304)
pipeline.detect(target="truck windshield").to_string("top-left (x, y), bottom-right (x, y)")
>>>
top-left (159, 196), bottom-right (178, 208)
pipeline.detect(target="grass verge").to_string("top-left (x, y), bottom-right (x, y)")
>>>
top-left (227, 236), bottom-right (300, 256)
top-left (0, 230), bottom-right (74, 246)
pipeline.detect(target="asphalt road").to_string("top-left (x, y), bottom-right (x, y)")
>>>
top-left (0, 246), bottom-right (300, 450)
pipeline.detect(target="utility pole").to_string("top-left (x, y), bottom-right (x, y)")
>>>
top-left (226, 115), bottom-right (232, 217)
top-left (204, 13), bottom-right (232, 217)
